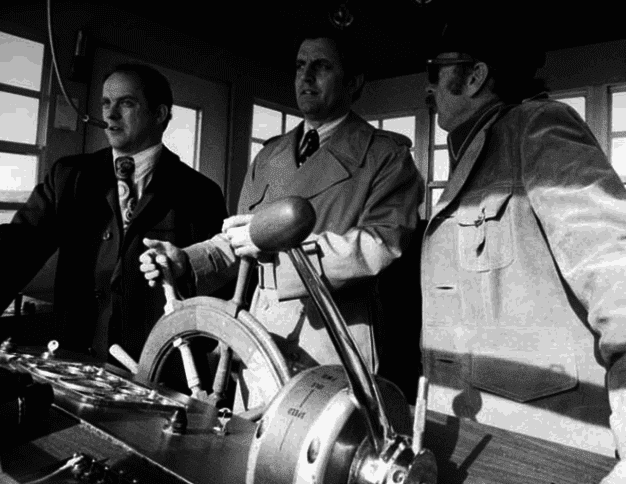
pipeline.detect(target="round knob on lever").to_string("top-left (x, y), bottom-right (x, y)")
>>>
top-left (249, 196), bottom-right (316, 252)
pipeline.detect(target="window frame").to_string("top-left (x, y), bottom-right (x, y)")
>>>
top-left (0, 22), bottom-right (51, 213)
top-left (367, 111), bottom-right (418, 158)
top-left (609, 84), bottom-right (626, 182)
top-left (364, 109), bottom-right (429, 217)
top-left (163, 102), bottom-right (203, 170)
top-left (550, 88), bottom-right (589, 121)
top-left (250, 100), bottom-right (303, 164)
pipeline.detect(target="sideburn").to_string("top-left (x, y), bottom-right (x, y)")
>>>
top-left (446, 64), bottom-right (473, 95)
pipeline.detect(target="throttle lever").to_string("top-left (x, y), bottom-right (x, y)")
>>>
top-left (248, 196), bottom-right (438, 484)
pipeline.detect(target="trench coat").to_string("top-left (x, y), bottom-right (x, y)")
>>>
top-left (421, 98), bottom-right (626, 469)
top-left (0, 146), bottom-right (227, 361)
top-left (186, 112), bottom-right (421, 378)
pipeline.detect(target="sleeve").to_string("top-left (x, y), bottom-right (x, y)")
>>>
top-left (183, 232), bottom-right (239, 296)
top-left (273, 138), bottom-right (422, 300)
top-left (520, 101), bottom-right (626, 469)
top-left (0, 160), bottom-right (64, 313)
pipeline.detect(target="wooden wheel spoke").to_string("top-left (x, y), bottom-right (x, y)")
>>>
top-left (136, 296), bottom-right (291, 417)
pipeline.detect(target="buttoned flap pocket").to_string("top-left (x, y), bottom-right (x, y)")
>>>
top-left (470, 328), bottom-right (578, 403)
top-left (456, 191), bottom-right (514, 272)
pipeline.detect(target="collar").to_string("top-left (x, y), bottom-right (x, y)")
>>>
top-left (447, 100), bottom-right (502, 168)
top-left (303, 112), bottom-right (349, 147)
top-left (112, 142), bottom-right (163, 166)
top-left (112, 142), bottom-right (163, 179)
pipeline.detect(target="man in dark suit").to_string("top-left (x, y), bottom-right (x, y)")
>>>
top-left (0, 63), bottom-right (227, 362)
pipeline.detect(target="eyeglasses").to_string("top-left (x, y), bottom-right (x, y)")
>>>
top-left (426, 58), bottom-right (476, 84)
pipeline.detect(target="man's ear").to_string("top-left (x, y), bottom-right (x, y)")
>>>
top-left (348, 73), bottom-right (365, 98)
top-left (155, 104), bottom-right (169, 126)
top-left (466, 62), bottom-right (490, 97)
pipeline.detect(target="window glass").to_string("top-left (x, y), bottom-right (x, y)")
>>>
top-left (611, 137), bottom-right (626, 177)
top-left (0, 31), bottom-right (44, 91)
top-left (0, 152), bottom-right (38, 202)
top-left (433, 148), bottom-right (450, 181)
top-left (286, 114), bottom-right (302, 132)
top-left (0, 91), bottom-right (39, 144)
top-left (556, 96), bottom-right (586, 121)
top-left (164, 105), bottom-right (198, 168)
top-left (431, 188), bottom-right (444, 212)
top-left (368, 120), bottom-right (379, 128)
top-left (252, 105), bottom-right (282, 140)
top-left (383, 116), bottom-right (415, 145)
top-left (0, 210), bottom-right (16, 224)
top-left (433, 115), bottom-right (448, 145)
top-left (612, 92), bottom-right (626, 133)
top-left (250, 141), bottom-right (263, 165)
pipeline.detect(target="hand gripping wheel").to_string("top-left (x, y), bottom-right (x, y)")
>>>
top-left (131, 251), bottom-right (292, 415)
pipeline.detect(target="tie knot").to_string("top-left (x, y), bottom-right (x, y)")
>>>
top-left (299, 129), bottom-right (319, 165)
top-left (115, 156), bottom-right (135, 180)
top-left (303, 129), bottom-right (319, 149)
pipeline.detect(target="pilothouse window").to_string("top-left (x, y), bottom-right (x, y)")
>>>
top-left (0, 28), bottom-right (47, 223)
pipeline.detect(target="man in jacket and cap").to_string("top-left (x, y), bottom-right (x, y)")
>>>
top-left (421, 12), bottom-right (626, 482)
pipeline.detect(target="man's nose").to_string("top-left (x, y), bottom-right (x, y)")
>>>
top-left (104, 105), bottom-right (120, 119)
top-left (298, 64), bottom-right (315, 83)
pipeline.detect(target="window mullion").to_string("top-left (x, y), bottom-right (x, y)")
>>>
top-left (0, 141), bottom-right (42, 154)
top-left (0, 83), bottom-right (40, 99)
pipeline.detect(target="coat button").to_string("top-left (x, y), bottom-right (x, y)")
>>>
top-left (102, 230), bottom-right (112, 240)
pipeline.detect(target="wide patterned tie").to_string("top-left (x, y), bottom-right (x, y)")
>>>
top-left (115, 156), bottom-right (137, 231)
top-left (297, 129), bottom-right (319, 167)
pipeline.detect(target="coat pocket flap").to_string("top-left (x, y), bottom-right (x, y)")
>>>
top-left (457, 191), bottom-right (513, 226)
top-left (471, 329), bottom-right (578, 403)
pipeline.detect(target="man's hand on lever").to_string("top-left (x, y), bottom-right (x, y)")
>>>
top-left (222, 214), bottom-right (264, 259)
top-left (140, 238), bottom-right (190, 287)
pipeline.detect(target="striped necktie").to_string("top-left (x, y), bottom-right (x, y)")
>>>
top-left (298, 129), bottom-right (319, 166)
top-left (115, 156), bottom-right (137, 230)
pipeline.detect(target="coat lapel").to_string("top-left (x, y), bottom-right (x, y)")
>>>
top-left (125, 147), bottom-right (179, 229)
top-left (87, 149), bottom-right (121, 234)
top-left (246, 112), bottom-right (372, 209)
top-left (430, 106), bottom-right (505, 221)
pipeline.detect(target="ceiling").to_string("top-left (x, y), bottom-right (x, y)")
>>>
top-left (82, 1), bottom-right (626, 81)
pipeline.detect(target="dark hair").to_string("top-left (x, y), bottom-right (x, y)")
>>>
top-left (103, 63), bottom-right (173, 130)
top-left (295, 27), bottom-right (365, 102)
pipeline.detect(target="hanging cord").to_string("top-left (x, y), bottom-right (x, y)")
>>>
top-left (46, 0), bottom-right (108, 129)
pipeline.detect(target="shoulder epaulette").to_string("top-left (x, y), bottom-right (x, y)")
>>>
top-left (262, 134), bottom-right (283, 146)
top-left (374, 129), bottom-right (412, 148)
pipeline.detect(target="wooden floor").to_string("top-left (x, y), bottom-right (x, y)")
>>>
top-left (425, 411), bottom-right (616, 483)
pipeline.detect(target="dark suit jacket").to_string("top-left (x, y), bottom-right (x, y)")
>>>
top-left (0, 146), bottom-right (227, 360)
